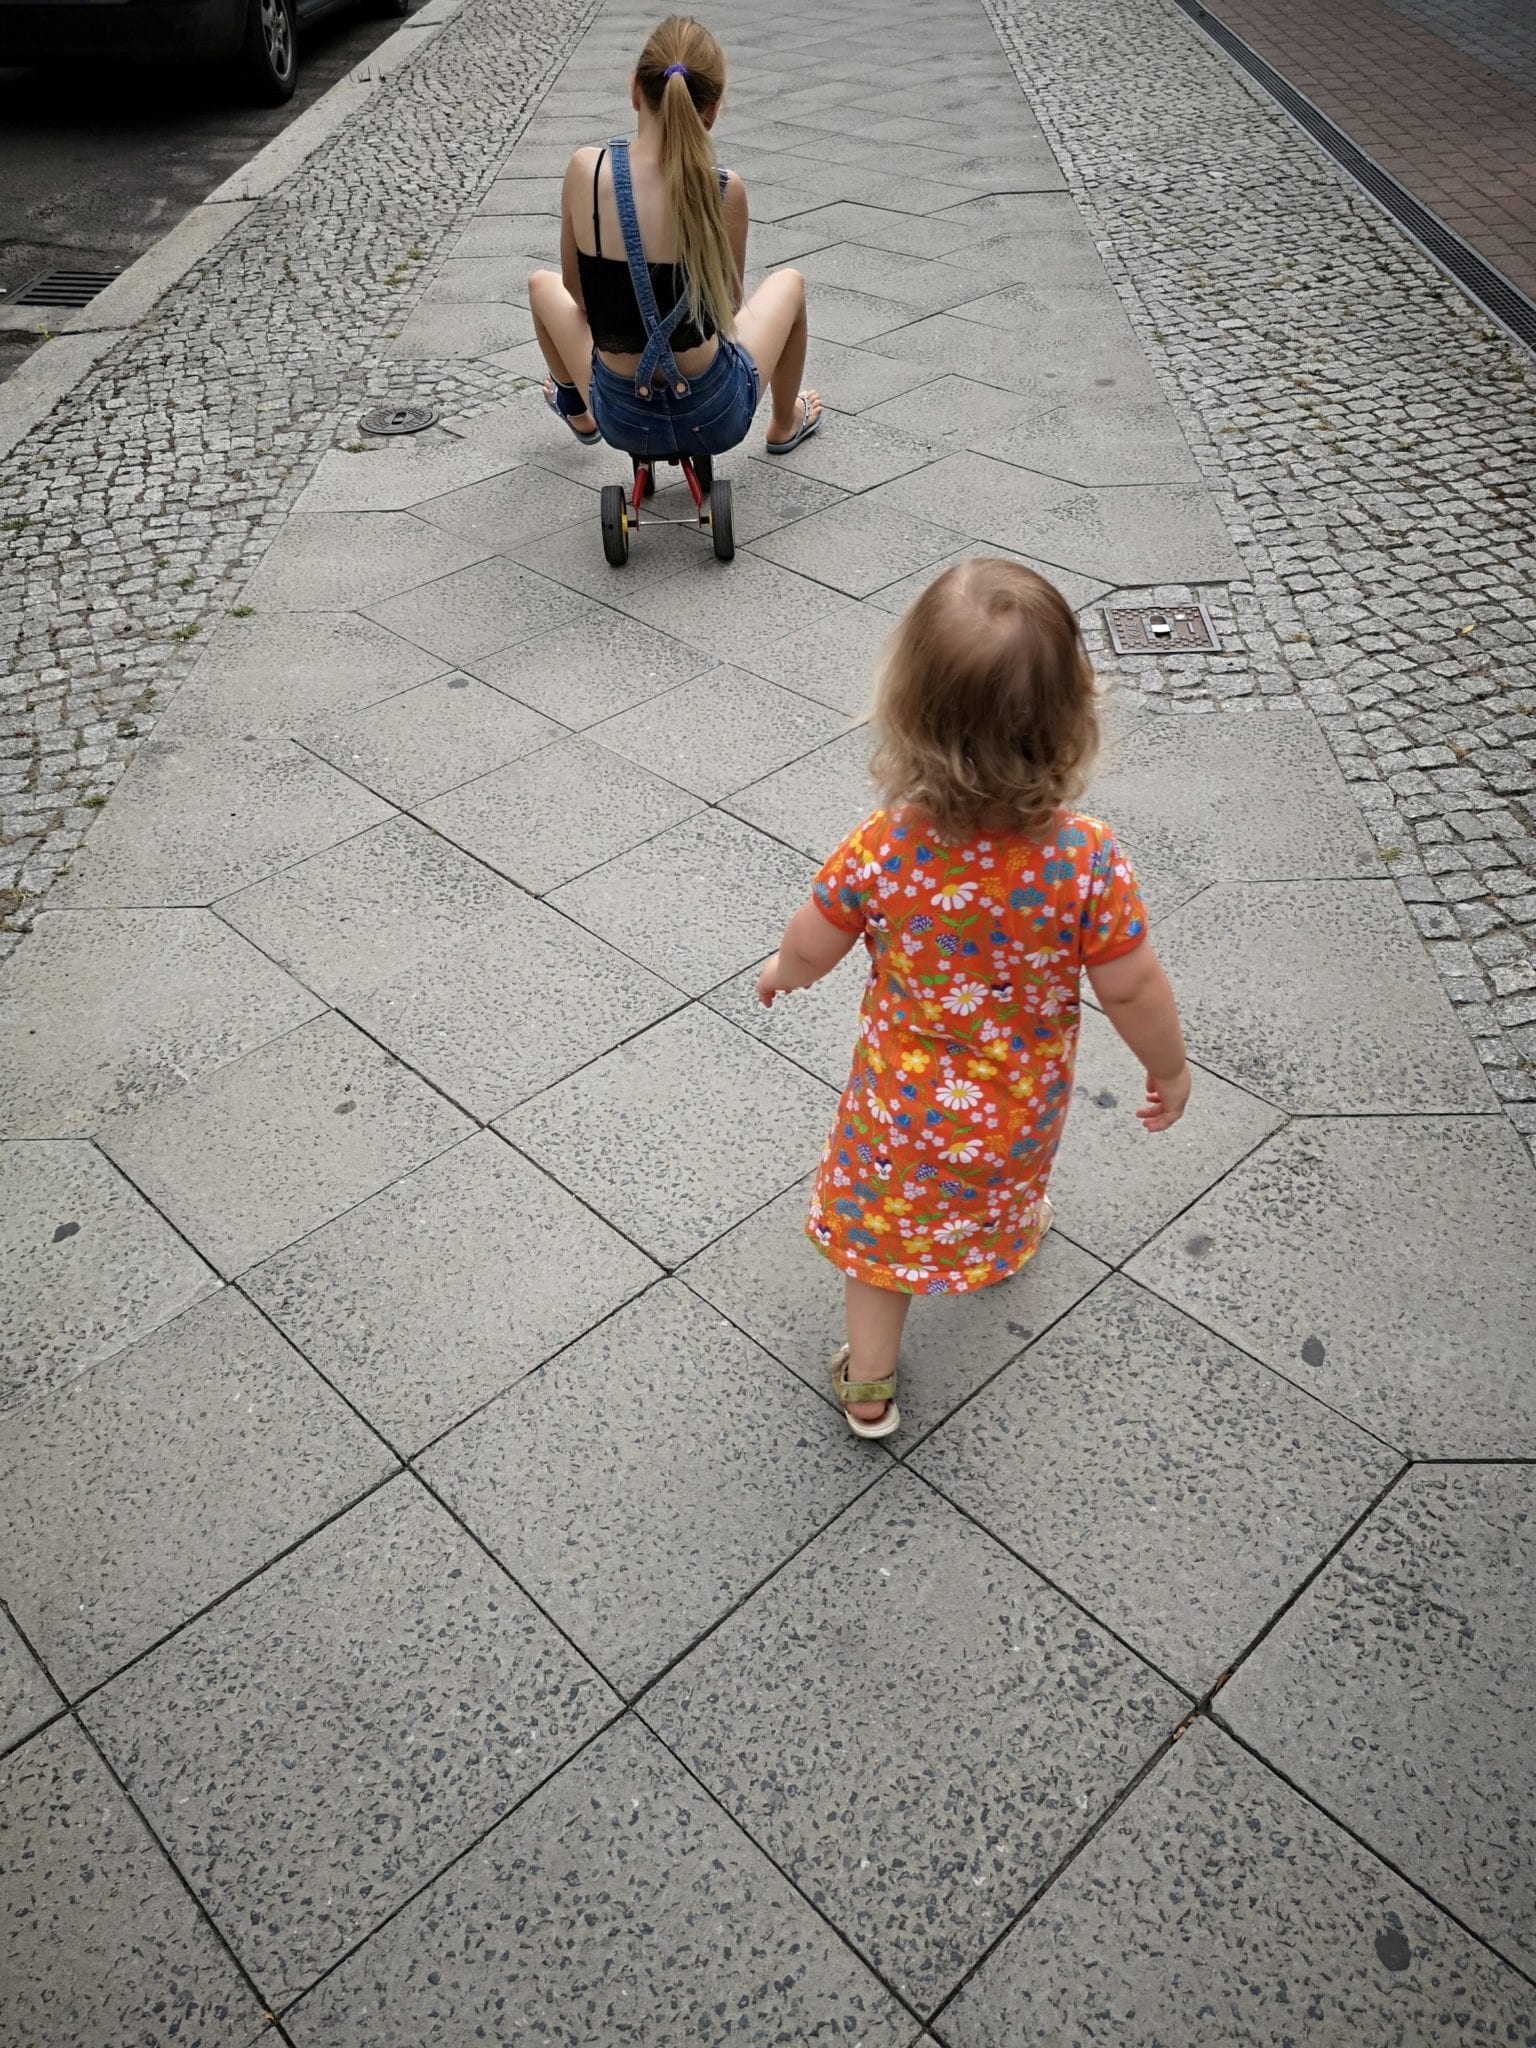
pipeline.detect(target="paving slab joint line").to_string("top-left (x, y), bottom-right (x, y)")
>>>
top-left (1207, 1704), bottom-right (1536, 1994)
top-left (67, 1701), bottom-right (292, 2040)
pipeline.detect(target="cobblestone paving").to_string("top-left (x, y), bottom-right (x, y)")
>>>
top-left (988, 0), bottom-right (1536, 1156)
top-left (0, 0), bottom-right (591, 960)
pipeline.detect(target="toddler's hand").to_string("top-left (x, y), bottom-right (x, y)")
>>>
top-left (756, 953), bottom-right (788, 1008)
top-left (1138, 1064), bottom-right (1191, 1132)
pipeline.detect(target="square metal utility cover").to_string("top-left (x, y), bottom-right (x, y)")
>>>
top-left (1103, 603), bottom-right (1221, 655)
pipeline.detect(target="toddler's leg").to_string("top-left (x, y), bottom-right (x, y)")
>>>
top-left (843, 1276), bottom-right (910, 1424)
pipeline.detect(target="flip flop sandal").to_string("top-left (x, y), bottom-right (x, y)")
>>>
top-left (544, 379), bottom-right (601, 445)
top-left (829, 1344), bottom-right (901, 1440)
top-left (764, 393), bottom-right (821, 456)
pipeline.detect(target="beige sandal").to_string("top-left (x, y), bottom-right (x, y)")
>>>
top-left (830, 1345), bottom-right (901, 1440)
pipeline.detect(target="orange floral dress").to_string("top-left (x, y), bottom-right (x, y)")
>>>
top-left (806, 807), bottom-right (1147, 1295)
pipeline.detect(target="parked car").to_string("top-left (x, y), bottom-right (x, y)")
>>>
top-left (0, 0), bottom-right (407, 104)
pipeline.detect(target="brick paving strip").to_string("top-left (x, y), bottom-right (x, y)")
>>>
top-left (2, 0), bottom-right (1535, 2039)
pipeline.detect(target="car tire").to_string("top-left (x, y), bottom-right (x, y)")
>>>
top-left (238, 0), bottom-right (298, 103)
top-left (376, 0), bottom-right (411, 15)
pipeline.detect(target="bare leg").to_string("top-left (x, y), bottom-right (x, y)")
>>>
top-left (843, 1276), bottom-right (910, 1423)
top-left (528, 268), bottom-right (597, 434)
top-left (733, 267), bottom-right (822, 447)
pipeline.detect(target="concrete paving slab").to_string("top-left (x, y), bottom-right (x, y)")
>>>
top-left (84, 1480), bottom-right (616, 2006)
top-left (0, 908), bottom-right (323, 1139)
top-left (734, 600), bottom-right (893, 715)
top-left (218, 815), bottom-right (513, 998)
top-left (0, 1613), bottom-right (56, 1756)
top-left (704, 945), bottom-right (869, 1089)
top-left (417, 735), bottom-right (701, 895)
top-left (0, 1291), bottom-right (394, 1698)
top-left (1130, 1114), bottom-right (1536, 1458)
top-left (796, 242), bottom-right (995, 313)
top-left (49, 737), bottom-right (394, 910)
top-left (992, 396), bottom-right (1202, 484)
top-left (866, 544), bottom-right (1113, 616)
top-left (446, 205), bottom-right (561, 251)
top-left (860, 373), bottom-right (1048, 449)
top-left (343, 890), bottom-right (682, 1118)
top-left (238, 510), bottom-right (491, 613)
top-left (771, 200), bottom-right (968, 253)
top-left (289, 436), bottom-right (521, 517)
top-left (1220, 1466), bottom-right (1536, 1976)
top-left (364, 555), bottom-right (585, 666)
top-left (150, 608), bottom-right (444, 743)
top-left (952, 277), bottom-right (1133, 331)
top-left (469, 174), bottom-right (564, 213)
top-left (944, 225), bottom-right (1120, 288)
top-left (0, 1723), bottom-right (265, 2048)
top-left (99, 1011), bottom-right (473, 1278)
top-left (470, 603), bottom-right (713, 726)
top-left (1083, 707), bottom-right (1381, 919)
top-left (724, 725), bottom-right (876, 861)
top-left (751, 496), bottom-right (968, 597)
top-left (683, 1177), bottom-right (1108, 1446)
top-left (246, 1130), bottom-right (659, 1454)
top-left (869, 452), bottom-right (1243, 584)
top-left (1155, 883), bottom-right (1495, 1113)
top-left (507, 507), bottom-right (707, 600)
top-left (871, 311), bottom-right (1167, 407)
top-left (915, 1276), bottom-right (1399, 1694)
top-left (643, 1468), bottom-right (1181, 2013)
top-left (298, 669), bottom-right (560, 807)
top-left (802, 336), bottom-right (943, 413)
top-left (284, 1717), bottom-right (913, 2048)
top-left (943, 1719), bottom-right (1536, 2045)
top-left (549, 808), bottom-right (815, 997)
top-left (805, 282), bottom-right (926, 345)
top-left (758, 409), bottom-right (940, 495)
top-left (1047, 1007), bottom-right (1284, 1265)
top-left (591, 666), bottom-right (847, 801)
top-left (599, 549), bottom-right (851, 665)
top-left (500, 1006), bottom-right (835, 1268)
top-left (1, 1141), bottom-right (218, 1413)
top-left (424, 1281), bottom-right (874, 1694)
top-left (418, 252), bottom-right (530, 307)
top-left (412, 462), bottom-right (596, 549)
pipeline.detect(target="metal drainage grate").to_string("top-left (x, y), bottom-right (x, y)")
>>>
top-left (1172, 0), bottom-right (1536, 355)
top-left (358, 403), bottom-right (438, 436)
top-left (1104, 603), bottom-right (1221, 655)
top-left (10, 268), bottom-right (123, 310)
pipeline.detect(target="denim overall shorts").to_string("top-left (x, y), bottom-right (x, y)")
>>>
top-left (586, 137), bottom-right (761, 461)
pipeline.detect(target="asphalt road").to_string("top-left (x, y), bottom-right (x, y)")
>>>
top-left (0, 1), bottom-right (419, 380)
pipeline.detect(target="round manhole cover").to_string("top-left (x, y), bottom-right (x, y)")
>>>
top-left (358, 404), bottom-right (438, 437)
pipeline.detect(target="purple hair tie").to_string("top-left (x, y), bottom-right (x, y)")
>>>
top-left (663, 61), bottom-right (688, 78)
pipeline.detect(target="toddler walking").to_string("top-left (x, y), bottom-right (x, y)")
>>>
top-left (758, 558), bottom-right (1190, 1438)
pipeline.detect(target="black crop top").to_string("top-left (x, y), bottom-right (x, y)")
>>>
top-left (575, 148), bottom-right (718, 356)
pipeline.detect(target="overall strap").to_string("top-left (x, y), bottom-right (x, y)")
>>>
top-left (607, 137), bottom-right (691, 398)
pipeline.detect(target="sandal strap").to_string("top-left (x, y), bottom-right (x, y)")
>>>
top-left (837, 1374), bottom-right (894, 1405)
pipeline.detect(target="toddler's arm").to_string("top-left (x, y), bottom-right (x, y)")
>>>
top-left (757, 899), bottom-right (859, 1007)
top-left (1087, 942), bottom-right (1191, 1131)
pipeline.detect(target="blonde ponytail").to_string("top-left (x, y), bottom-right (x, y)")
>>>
top-left (638, 17), bottom-right (737, 340)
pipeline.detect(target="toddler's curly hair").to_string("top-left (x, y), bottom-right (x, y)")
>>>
top-left (870, 556), bottom-right (1100, 839)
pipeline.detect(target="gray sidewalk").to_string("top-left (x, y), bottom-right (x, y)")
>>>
top-left (2, 0), bottom-right (1535, 2038)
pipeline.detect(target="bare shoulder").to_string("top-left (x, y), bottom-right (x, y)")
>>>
top-left (720, 166), bottom-right (749, 215)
